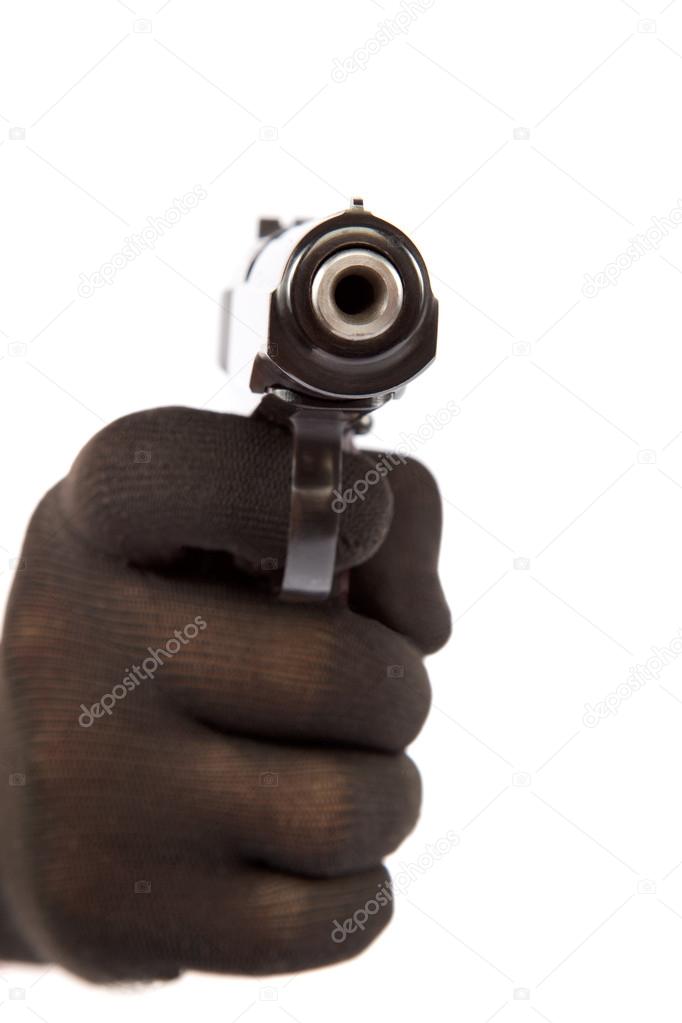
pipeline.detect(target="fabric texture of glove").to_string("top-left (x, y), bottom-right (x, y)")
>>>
top-left (0, 407), bottom-right (450, 982)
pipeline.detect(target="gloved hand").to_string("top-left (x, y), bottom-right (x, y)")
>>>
top-left (0, 407), bottom-right (450, 983)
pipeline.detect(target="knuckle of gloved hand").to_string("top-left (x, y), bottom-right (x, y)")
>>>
top-left (331, 755), bottom-right (422, 868)
top-left (328, 615), bottom-right (431, 752)
top-left (18, 484), bottom-right (71, 559)
top-left (58, 415), bottom-right (137, 550)
top-left (258, 755), bottom-right (419, 877)
top-left (394, 454), bottom-right (443, 506)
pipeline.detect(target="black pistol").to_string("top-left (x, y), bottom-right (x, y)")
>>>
top-left (224, 198), bottom-right (438, 602)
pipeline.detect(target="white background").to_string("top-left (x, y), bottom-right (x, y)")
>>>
top-left (2, 0), bottom-right (682, 1019)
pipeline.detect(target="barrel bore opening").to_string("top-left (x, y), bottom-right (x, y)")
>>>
top-left (310, 247), bottom-right (404, 341)
top-left (333, 272), bottom-right (379, 318)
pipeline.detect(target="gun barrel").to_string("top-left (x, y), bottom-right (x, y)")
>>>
top-left (310, 246), bottom-right (404, 342)
top-left (222, 200), bottom-right (440, 600)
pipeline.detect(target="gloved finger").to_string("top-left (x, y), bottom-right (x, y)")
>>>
top-left (232, 864), bottom-right (394, 972)
top-left (12, 493), bottom-right (429, 752)
top-left (348, 456), bottom-right (451, 654)
top-left (74, 861), bottom-right (393, 978)
top-left (60, 407), bottom-right (393, 573)
top-left (221, 867), bottom-right (394, 969)
top-left (184, 732), bottom-right (421, 878)
top-left (152, 584), bottom-right (430, 753)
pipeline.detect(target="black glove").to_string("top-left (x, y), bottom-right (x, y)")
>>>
top-left (0, 407), bottom-right (450, 982)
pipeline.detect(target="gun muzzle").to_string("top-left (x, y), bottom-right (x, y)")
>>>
top-left (226, 199), bottom-right (439, 601)
top-left (250, 200), bottom-right (437, 403)
top-left (310, 247), bottom-right (404, 342)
